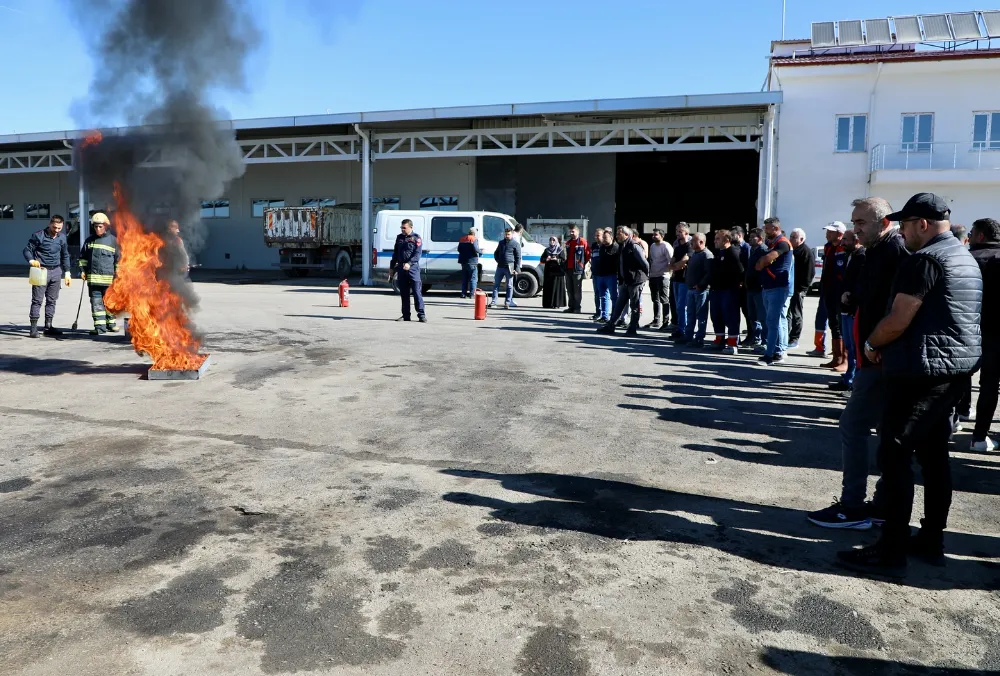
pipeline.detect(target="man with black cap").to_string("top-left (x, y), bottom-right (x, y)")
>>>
top-left (838, 193), bottom-right (982, 573)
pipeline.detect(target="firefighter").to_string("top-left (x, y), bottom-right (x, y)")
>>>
top-left (389, 219), bottom-right (426, 322)
top-left (79, 212), bottom-right (121, 335)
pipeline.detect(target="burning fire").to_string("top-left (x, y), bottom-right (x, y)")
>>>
top-left (104, 182), bottom-right (206, 371)
top-left (82, 130), bottom-right (103, 148)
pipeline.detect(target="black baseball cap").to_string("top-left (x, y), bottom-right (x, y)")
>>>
top-left (887, 192), bottom-right (951, 222)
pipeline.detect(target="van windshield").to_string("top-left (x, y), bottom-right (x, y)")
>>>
top-left (483, 215), bottom-right (508, 241)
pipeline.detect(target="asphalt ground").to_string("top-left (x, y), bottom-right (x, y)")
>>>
top-left (0, 275), bottom-right (998, 676)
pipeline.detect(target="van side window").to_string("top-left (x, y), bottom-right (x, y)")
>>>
top-left (431, 216), bottom-right (475, 242)
top-left (483, 215), bottom-right (508, 241)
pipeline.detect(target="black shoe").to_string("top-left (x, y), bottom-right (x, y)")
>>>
top-left (594, 317), bottom-right (608, 324)
top-left (908, 528), bottom-right (945, 566)
top-left (28, 320), bottom-right (39, 338)
top-left (596, 325), bottom-right (615, 335)
top-left (689, 339), bottom-right (705, 348)
top-left (89, 328), bottom-right (107, 336)
top-left (837, 542), bottom-right (907, 576)
top-left (615, 320), bottom-right (626, 328)
top-left (418, 315), bottom-right (427, 323)
top-left (396, 316), bottom-right (411, 322)
top-left (563, 308), bottom-right (575, 313)
top-left (864, 500), bottom-right (886, 526)
top-left (807, 501), bottom-right (872, 530)
top-left (771, 353), bottom-right (786, 365)
top-left (828, 381), bottom-right (852, 392)
top-left (43, 320), bottom-right (63, 336)
top-left (624, 328), bottom-right (638, 337)
top-left (648, 321), bottom-right (662, 330)
top-left (757, 355), bottom-right (773, 367)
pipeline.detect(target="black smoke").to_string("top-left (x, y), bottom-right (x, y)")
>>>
top-left (71, 0), bottom-right (259, 320)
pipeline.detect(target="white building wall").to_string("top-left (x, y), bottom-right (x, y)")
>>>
top-left (772, 55), bottom-right (1000, 242)
top-left (0, 172), bottom-right (81, 265)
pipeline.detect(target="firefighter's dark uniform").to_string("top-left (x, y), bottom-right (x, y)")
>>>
top-left (79, 231), bottom-right (121, 333)
top-left (390, 232), bottom-right (425, 321)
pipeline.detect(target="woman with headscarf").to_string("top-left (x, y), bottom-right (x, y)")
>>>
top-left (540, 236), bottom-right (567, 309)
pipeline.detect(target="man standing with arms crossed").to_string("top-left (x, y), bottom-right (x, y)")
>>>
top-left (819, 222), bottom-right (849, 370)
top-left (598, 226), bottom-right (648, 337)
top-left (23, 214), bottom-right (72, 337)
top-left (787, 228), bottom-right (815, 350)
top-left (754, 217), bottom-right (794, 366)
top-left (669, 223), bottom-right (692, 340)
top-left (808, 198), bottom-right (908, 530)
top-left (563, 225), bottom-right (590, 314)
top-left (839, 193), bottom-right (981, 572)
top-left (647, 228), bottom-right (673, 330)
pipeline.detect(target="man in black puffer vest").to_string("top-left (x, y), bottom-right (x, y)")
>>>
top-left (839, 193), bottom-right (982, 573)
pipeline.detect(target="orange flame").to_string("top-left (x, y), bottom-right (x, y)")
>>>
top-left (81, 131), bottom-right (103, 148)
top-left (104, 182), bottom-right (206, 371)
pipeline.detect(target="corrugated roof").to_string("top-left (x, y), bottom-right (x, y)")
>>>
top-left (0, 91), bottom-right (781, 146)
top-left (772, 46), bottom-right (1000, 67)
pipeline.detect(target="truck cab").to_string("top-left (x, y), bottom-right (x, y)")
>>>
top-left (373, 210), bottom-right (545, 297)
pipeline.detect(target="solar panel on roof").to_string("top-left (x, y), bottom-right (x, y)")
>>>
top-left (893, 16), bottom-right (923, 43)
top-left (811, 22), bottom-right (837, 48)
top-left (838, 20), bottom-right (864, 45)
top-left (920, 14), bottom-right (954, 41)
top-left (949, 12), bottom-right (984, 39)
top-left (983, 10), bottom-right (1000, 37)
top-left (864, 18), bottom-right (893, 44)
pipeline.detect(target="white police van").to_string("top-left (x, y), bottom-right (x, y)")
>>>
top-left (373, 210), bottom-right (546, 297)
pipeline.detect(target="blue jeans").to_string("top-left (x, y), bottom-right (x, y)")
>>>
top-left (592, 277), bottom-right (600, 315)
top-left (596, 275), bottom-right (618, 320)
top-left (814, 296), bottom-right (828, 332)
top-left (747, 291), bottom-right (765, 344)
top-left (761, 286), bottom-right (792, 357)
top-left (684, 288), bottom-right (709, 341)
top-left (672, 281), bottom-right (689, 335)
top-left (841, 314), bottom-right (857, 386)
top-left (491, 266), bottom-right (514, 305)
top-left (709, 288), bottom-right (740, 341)
top-left (461, 263), bottom-right (478, 297)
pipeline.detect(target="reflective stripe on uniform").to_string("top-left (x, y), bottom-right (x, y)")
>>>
top-left (88, 275), bottom-right (114, 284)
top-left (90, 243), bottom-right (117, 252)
top-left (92, 310), bottom-right (107, 317)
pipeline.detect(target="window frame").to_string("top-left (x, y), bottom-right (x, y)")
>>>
top-left (251, 198), bottom-right (285, 218)
top-left (419, 195), bottom-right (459, 211)
top-left (0, 203), bottom-right (13, 220)
top-left (25, 203), bottom-right (51, 219)
top-left (200, 199), bottom-right (230, 219)
top-left (972, 111), bottom-right (1000, 151)
top-left (482, 215), bottom-right (509, 241)
top-left (373, 196), bottom-right (400, 211)
top-left (301, 197), bottom-right (337, 208)
top-left (900, 112), bottom-right (934, 153)
top-left (834, 114), bottom-right (867, 153)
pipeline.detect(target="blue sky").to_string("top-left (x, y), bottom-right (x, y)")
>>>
top-left (0, 0), bottom-right (986, 134)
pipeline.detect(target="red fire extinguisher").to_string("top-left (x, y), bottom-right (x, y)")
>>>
top-left (474, 289), bottom-right (487, 320)
top-left (338, 279), bottom-right (350, 308)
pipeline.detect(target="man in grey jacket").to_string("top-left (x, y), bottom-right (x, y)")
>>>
top-left (680, 233), bottom-right (713, 346)
top-left (490, 228), bottom-right (522, 309)
top-left (647, 228), bottom-right (673, 329)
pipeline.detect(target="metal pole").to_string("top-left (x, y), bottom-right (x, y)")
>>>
top-left (78, 155), bottom-right (88, 246)
top-left (782, 0), bottom-right (786, 40)
top-left (355, 124), bottom-right (372, 286)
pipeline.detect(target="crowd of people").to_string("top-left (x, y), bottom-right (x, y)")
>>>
top-left (528, 193), bottom-right (996, 574)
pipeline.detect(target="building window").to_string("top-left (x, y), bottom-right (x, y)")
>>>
top-left (251, 198), bottom-right (284, 218)
top-left (0, 204), bottom-right (13, 219)
top-left (373, 196), bottom-right (400, 210)
top-left (431, 216), bottom-right (474, 242)
top-left (419, 196), bottom-right (458, 211)
top-left (25, 203), bottom-right (50, 219)
top-left (835, 114), bottom-right (867, 152)
top-left (901, 113), bottom-right (933, 152)
top-left (973, 112), bottom-right (1000, 151)
top-left (200, 199), bottom-right (230, 218)
top-left (302, 198), bottom-right (337, 208)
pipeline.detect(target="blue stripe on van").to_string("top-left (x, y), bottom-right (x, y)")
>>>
top-left (379, 249), bottom-right (542, 263)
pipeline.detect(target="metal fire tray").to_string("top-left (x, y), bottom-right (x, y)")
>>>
top-left (147, 354), bottom-right (212, 381)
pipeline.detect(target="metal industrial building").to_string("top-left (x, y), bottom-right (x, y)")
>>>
top-left (0, 92), bottom-right (781, 281)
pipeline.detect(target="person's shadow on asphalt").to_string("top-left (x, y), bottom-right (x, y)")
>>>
top-left (440, 469), bottom-right (1000, 592)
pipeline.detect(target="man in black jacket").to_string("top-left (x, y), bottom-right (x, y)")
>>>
top-left (598, 226), bottom-right (649, 337)
top-left (23, 214), bottom-right (72, 337)
top-left (708, 230), bottom-right (744, 354)
top-left (969, 217), bottom-right (1000, 452)
top-left (808, 197), bottom-right (909, 531)
top-left (839, 193), bottom-right (982, 572)
top-left (490, 227), bottom-right (521, 309)
top-left (787, 228), bottom-right (816, 349)
top-left (829, 231), bottom-right (865, 392)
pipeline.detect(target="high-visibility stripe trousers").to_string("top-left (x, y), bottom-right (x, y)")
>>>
top-left (89, 284), bottom-right (117, 330)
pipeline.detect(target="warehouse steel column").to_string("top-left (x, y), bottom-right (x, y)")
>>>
top-left (756, 105), bottom-right (776, 225)
top-left (355, 125), bottom-right (372, 285)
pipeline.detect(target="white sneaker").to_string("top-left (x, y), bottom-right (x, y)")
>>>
top-left (722, 345), bottom-right (738, 356)
top-left (970, 438), bottom-right (998, 452)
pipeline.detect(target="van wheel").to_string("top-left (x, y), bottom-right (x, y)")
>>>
top-left (334, 250), bottom-right (352, 278)
top-left (513, 271), bottom-right (539, 298)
